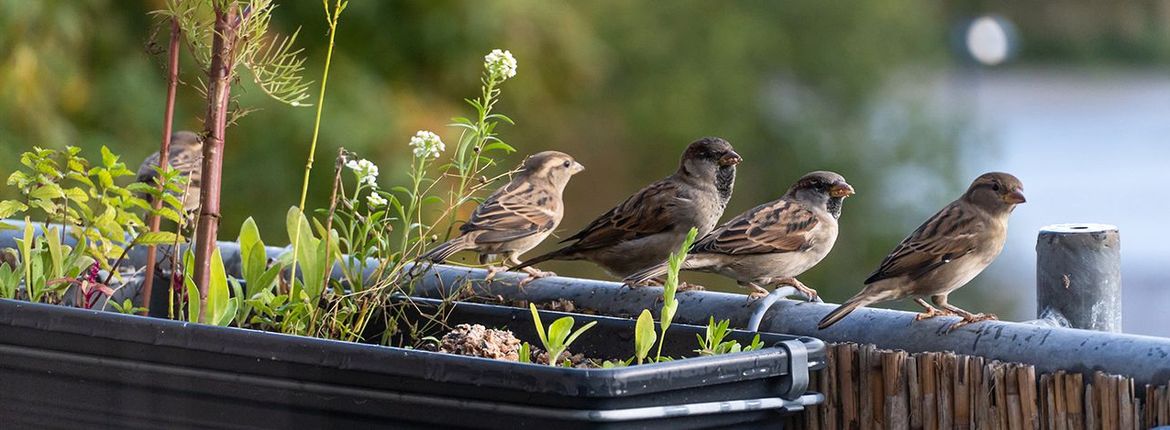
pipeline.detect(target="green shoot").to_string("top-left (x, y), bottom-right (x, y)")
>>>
top-left (695, 317), bottom-right (764, 356)
top-left (110, 298), bottom-right (148, 315)
top-left (601, 358), bottom-right (632, 368)
top-left (529, 303), bottom-right (596, 366)
top-left (634, 309), bottom-right (657, 365)
top-left (518, 342), bottom-right (531, 364)
top-left (654, 226), bottom-right (697, 362)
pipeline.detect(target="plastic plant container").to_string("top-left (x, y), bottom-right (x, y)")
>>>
top-left (0, 295), bottom-right (824, 429)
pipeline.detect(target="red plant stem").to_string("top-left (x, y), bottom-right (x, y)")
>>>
top-left (192, 4), bottom-right (239, 323)
top-left (141, 18), bottom-right (182, 317)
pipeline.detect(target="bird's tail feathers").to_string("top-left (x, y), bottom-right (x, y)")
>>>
top-left (418, 236), bottom-right (471, 264)
top-left (510, 247), bottom-right (570, 272)
top-left (817, 294), bottom-right (880, 330)
top-left (623, 263), bottom-right (669, 286)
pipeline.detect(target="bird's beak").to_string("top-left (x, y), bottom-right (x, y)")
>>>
top-left (572, 161), bottom-right (585, 174)
top-left (719, 151), bottom-right (743, 167)
top-left (1004, 188), bottom-right (1026, 204)
top-left (830, 182), bottom-right (856, 198)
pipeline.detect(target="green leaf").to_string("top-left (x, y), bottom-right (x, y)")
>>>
top-left (205, 247), bottom-right (230, 325)
top-left (481, 141), bottom-right (515, 153)
top-left (254, 265), bottom-right (282, 298)
top-left (0, 201), bottom-right (28, 219)
top-left (136, 231), bottom-right (185, 246)
top-left (634, 309), bottom-right (657, 365)
top-left (518, 342), bottom-right (531, 364)
top-left (185, 276), bottom-right (200, 323)
top-left (563, 321), bottom-right (596, 349)
top-left (45, 227), bottom-right (64, 280)
top-left (286, 207), bottom-right (327, 301)
top-left (125, 196), bottom-right (152, 212)
top-left (29, 183), bottom-right (65, 200)
top-left (19, 221), bottom-right (34, 299)
top-left (238, 217), bottom-right (265, 281)
top-left (65, 171), bottom-right (94, 188)
top-left (125, 182), bottom-right (160, 195)
top-left (0, 222), bottom-right (18, 231)
top-left (65, 231), bottom-right (88, 274)
top-left (7, 171), bottom-right (32, 188)
top-left (96, 217), bottom-right (125, 242)
top-left (100, 146), bottom-right (118, 168)
top-left (213, 298), bottom-right (238, 327)
top-left (659, 301), bottom-right (677, 345)
top-left (97, 170), bottom-right (114, 189)
top-left (110, 165), bottom-right (134, 178)
top-left (548, 316), bottom-right (575, 349)
top-left (155, 207), bottom-right (183, 224)
top-left (486, 113), bottom-right (515, 125)
top-left (63, 187), bottom-right (89, 202)
top-left (161, 193), bottom-right (184, 211)
top-left (67, 157), bottom-right (86, 173)
top-left (529, 303), bottom-right (548, 348)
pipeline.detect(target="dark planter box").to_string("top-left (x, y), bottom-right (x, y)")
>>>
top-left (0, 296), bottom-right (824, 429)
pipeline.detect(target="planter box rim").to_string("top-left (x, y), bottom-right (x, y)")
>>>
top-left (0, 297), bottom-right (821, 398)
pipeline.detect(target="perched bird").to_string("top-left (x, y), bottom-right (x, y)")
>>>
top-left (512, 137), bottom-right (741, 279)
top-left (418, 151), bottom-right (584, 285)
top-left (135, 131), bottom-right (203, 213)
top-left (625, 171), bottom-right (854, 300)
top-left (817, 172), bottom-right (1026, 330)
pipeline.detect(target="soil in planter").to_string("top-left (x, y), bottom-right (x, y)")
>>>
top-left (437, 323), bottom-right (521, 360)
top-left (434, 323), bottom-right (602, 367)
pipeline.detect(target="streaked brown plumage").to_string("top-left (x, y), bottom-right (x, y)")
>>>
top-left (818, 172), bottom-right (1026, 330)
top-left (419, 151), bottom-right (584, 284)
top-left (625, 171), bottom-right (854, 300)
top-left (511, 137), bottom-right (741, 279)
top-left (135, 131), bottom-right (203, 213)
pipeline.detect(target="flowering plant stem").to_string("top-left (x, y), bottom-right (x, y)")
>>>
top-left (399, 155), bottom-right (428, 260)
top-left (289, 0), bottom-right (346, 306)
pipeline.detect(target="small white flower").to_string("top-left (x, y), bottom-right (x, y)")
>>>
top-left (484, 49), bottom-right (517, 81)
top-left (409, 130), bottom-right (445, 159)
top-left (345, 158), bottom-right (379, 186)
top-left (366, 193), bottom-right (387, 208)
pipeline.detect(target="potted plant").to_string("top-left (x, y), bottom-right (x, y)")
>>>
top-left (0, 4), bottom-right (828, 428)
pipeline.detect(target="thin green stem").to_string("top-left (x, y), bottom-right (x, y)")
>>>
top-left (399, 156), bottom-right (427, 258)
top-left (290, 0), bottom-right (344, 303)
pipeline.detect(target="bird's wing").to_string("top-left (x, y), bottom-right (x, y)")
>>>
top-left (559, 179), bottom-right (680, 250)
top-left (691, 199), bottom-right (819, 255)
top-left (461, 181), bottom-right (559, 244)
top-left (863, 202), bottom-right (983, 284)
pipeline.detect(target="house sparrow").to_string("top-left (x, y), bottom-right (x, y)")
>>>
top-left (135, 131), bottom-right (203, 213)
top-left (817, 172), bottom-right (1026, 331)
top-left (418, 151), bottom-right (584, 285)
top-left (624, 171), bottom-right (854, 300)
top-left (511, 137), bottom-right (741, 279)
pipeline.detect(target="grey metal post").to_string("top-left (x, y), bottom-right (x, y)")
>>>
top-left (1036, 223), bottom-right (1121, 332)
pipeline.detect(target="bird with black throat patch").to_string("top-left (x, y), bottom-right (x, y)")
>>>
top-left (624, 171), bottom-right (854, 301)
top-left (817, 172), bottom-right (1026, 331)
top-left (511, 137), bottom-right (741, 280)
top-left (418, 151), bottom-right (584, 286)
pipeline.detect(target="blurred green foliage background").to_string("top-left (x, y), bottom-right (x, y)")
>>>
top-left (4, 1), bottom-right (1166, 314)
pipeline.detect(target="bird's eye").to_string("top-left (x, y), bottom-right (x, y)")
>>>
top-left (562, 160), bottom-right (571, 168)
top-left (992, 183), bottom-right (1000, 191)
